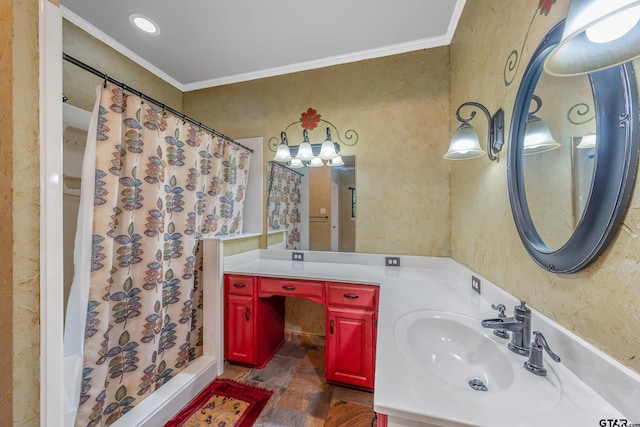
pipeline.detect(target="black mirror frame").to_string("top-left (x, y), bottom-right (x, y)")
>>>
top-left (508, 21), bottom-right (640, 274)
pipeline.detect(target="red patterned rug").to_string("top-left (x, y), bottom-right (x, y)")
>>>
top-left (165, 379), bottom-right (273, 427)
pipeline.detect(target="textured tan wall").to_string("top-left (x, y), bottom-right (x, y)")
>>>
top-left (184, 47), bottom-right (452, 257)
top-left (450, 0), bottom-right (640, 374)
top-left (222, 236), bottom-right (260, 257)
top-left (63, 20), bottom-right (183, 112)
top-left (0, 0), bottom-right (15, 421)
top-left (0, 0), bottom-right (41, 425)
top-left (186, 49), bottom-right (451, 337)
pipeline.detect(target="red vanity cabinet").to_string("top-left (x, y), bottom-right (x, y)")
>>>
top-left (325, 282), bottom-right (378, 390)
top-left (224, 275), bottom-right (284, 368)
top-left (223, 274), bottom-right (379, 389)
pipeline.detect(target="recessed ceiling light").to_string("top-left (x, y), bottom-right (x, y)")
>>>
top-left (129, 14), bottom-right (160, 35)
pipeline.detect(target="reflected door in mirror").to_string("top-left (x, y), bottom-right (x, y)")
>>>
top-left (307, 166), bottom-right (356, 252)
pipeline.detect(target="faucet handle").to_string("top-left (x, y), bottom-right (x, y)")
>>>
top-left (533, 331), bottom-right (561, 362)
top-left (489, 304), bottom-right (509, 339)
top-left (491, 304), bottom-right (507, 318)
top-left (524, 331), bottom-right (560, 376)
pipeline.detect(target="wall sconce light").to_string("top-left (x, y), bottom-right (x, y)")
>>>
top-left (270, 108), bottom-right (358, 168)
top-left (524, 95), bottom-right (560, 154)
top-left (545, 0), bottom-right (640, 76)
top-left (444, 102), bottom-right (504, 161)
top-left (576, 134), bottom-right (597, 149)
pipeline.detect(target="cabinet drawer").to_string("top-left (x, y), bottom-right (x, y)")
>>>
top-left (259, 277), bottom-right (324, 299)
top-left (327, 283), bottom-right (378, 309)
top-left (226, 275), bottom-right (255, 296)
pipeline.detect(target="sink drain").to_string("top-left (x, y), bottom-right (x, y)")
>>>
top-left (468, 379), bottom-right (488, 392)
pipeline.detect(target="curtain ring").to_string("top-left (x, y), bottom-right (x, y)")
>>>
top-left (103, 73), bottom-right (108, 88)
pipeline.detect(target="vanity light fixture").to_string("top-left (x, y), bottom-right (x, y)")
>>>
top-left (269, 108), bottom-right (359, 168)
top-left (129, 14), bottom-right (161, 35)
top-left (545, 0), bottom-right (640, 76)
top-left (274, 128), bottom-right (343, 167)
top-left (523, 95), bottom-right (560, 154)
top-left (444, 102), bottom-right (504, 161)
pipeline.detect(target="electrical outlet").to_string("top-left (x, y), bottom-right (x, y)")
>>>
top-left (292, 252), bottom-right (304, 261)
top-left (472, 275), bottom-right (481, 294)
top-left (385, 256), bottom-right (401, 267)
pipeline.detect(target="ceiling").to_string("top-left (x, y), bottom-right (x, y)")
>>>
top-left (61, 0), bottom-right (467, 92)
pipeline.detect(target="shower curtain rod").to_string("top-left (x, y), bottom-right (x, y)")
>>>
top-left (62, 52), bottom-right (254, 153)
top-left (269, 161), bottom-right (304, 176)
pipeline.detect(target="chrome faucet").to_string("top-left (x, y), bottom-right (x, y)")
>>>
top-left (524, 331), bottom-right (561, 376)
top-left (481, 301), bottom-right (532, 356)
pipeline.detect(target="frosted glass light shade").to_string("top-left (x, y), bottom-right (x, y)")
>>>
top-left (319, 140), bottom-right (338, 160)
top-left (576, 134), bottom-right (597, 148)
top-left (308, 157), bottom-right (324, 167)
top-left (289, 158), bottom-right (304, 168)
top-left (524, 120), bottom-right (560, 154)
top-left (444, 126), bottom-right (485, 160)
top-left (274, 143), bottom-right (292, 162)
top-left (295, 141), bottom-right (314, 161)
top-left (545, 0), bottom-right (640, 76)
top-left (328, 155), bottom-right (344, 167)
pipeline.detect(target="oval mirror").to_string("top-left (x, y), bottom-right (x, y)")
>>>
top-left (508, 21), bottom-right (639, 273)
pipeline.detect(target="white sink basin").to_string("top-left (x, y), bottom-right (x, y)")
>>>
top-left (396, 310), bottom-right (514, 393)
top-left (393, 309), bottom-right (562, 414)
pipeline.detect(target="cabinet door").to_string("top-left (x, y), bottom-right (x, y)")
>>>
top-left (326, 306), bottom-right (375, 389)
top-left (225, 294), bottom-right (255, 364)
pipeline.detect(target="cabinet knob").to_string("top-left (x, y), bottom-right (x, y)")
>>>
top-left (245, 307), bottom-right (250, 321)
top-left (329, 319), bottom-right (334, 334)
top-left (233, 283), bottom-right (246, 288)
top-left (282, 285), bottom-right (297, 291)
top-left (343, 293), bottom-right (359, 299)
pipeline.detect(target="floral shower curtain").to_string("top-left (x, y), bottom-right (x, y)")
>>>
top-left (74, 85), bottom-right (250, 427)
top-left (267, 162), bottom-right (302, 249)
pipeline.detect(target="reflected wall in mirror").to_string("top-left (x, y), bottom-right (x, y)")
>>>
top-left (266, 157), bottom-right (356, 252)
top-left (508, 21), bottom-right (640, 273)
top-left (523, 72), bottom-right (596, 251)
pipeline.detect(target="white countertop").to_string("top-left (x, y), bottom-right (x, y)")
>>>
top-left (223, 249), bottom-right (639, 427)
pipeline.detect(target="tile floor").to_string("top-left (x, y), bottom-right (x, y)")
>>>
top-left (219, 339), bottom-right (377, 426)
